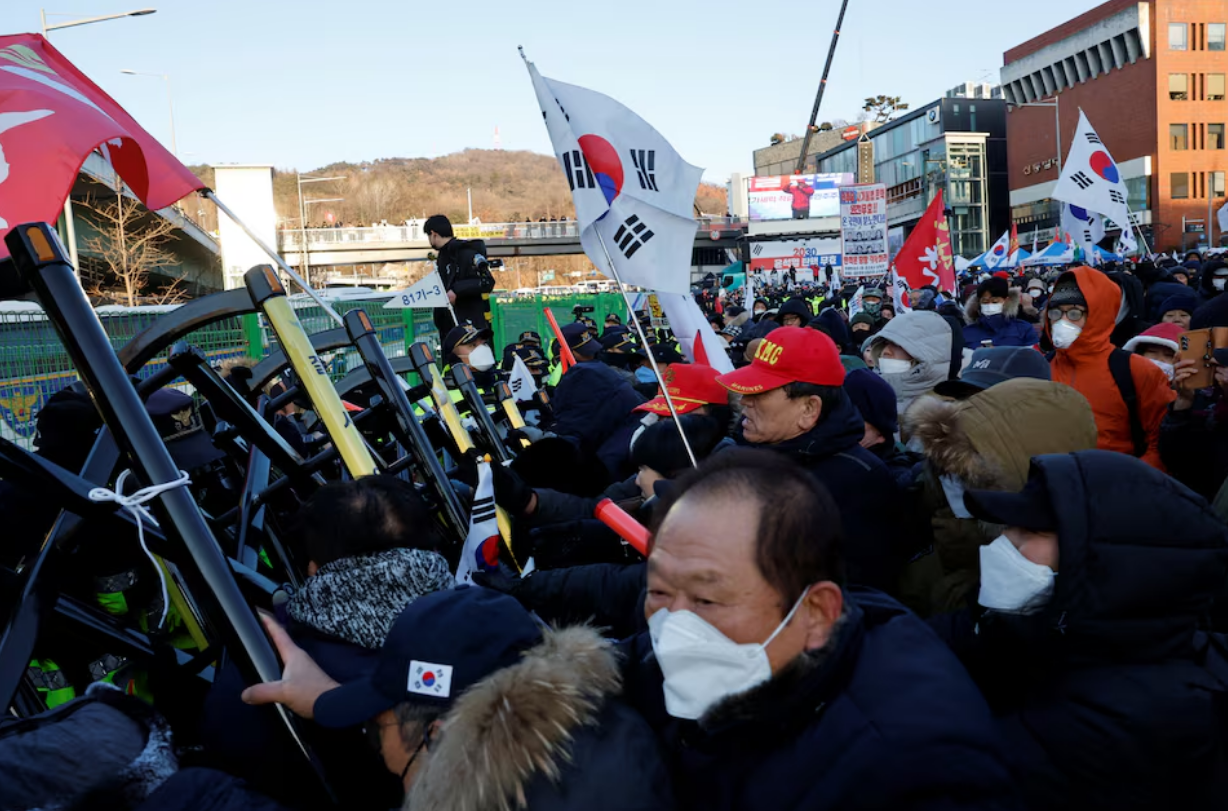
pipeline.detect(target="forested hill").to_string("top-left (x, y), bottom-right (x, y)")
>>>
top-left (192, 149), bottom-right (727, 228)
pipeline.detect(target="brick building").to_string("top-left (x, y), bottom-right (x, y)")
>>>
top-left (1001, 0), bottom-right (1226, 252)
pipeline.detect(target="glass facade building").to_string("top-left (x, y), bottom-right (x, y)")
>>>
top-left (813, 98), bottom-right (1009, 258)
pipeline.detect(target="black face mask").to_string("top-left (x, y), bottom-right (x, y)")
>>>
top-left (599, 351), bottom-right (637, 370)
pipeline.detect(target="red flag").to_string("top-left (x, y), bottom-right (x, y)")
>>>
top-left (1009, 222), bottom-right (1019, 258)
top-left (892, 191), bottom-right (956, 295)
top-left (0, 35), bottom-right (204, 254)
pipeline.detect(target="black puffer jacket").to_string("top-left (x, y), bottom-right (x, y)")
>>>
top-left (739, 388), bottom-right (904, 592)
top-left (548, 361), bottom-right (646, 482)
top-left (433, 237), bottom-right (495, 333)
top-left (937, 451), bottom-right (1228, 811)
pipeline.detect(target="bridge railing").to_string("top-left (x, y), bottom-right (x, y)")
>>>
top-left (279, 217), bottom-right (746, 250)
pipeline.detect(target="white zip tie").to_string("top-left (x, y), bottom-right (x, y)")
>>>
top-left (88, 469), bottom-right (191, 630)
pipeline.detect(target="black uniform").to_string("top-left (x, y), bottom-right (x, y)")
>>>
top-left (433, 238), bottom-right (496, 334)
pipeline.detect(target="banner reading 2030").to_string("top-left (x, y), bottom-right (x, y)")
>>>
top-left (839, 184), bottom-right (890, 277)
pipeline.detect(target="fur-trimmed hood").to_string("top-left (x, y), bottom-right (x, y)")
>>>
top-left (902, 378), bottom-right (1098, 491)
top-left (964, 287), bottom-right (1021, 323)
top-left (405, 626), bottom-right (624, 811)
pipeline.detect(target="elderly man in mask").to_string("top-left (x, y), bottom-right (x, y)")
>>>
top-left (620, 449), bottom-right (1021, 811)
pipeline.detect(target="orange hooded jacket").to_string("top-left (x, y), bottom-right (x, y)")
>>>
top-left (1046, 267), bottom-right (1175, 470)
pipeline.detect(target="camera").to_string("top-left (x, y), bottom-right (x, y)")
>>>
top-left (573, 305), bottom-right (595, 314)
top-left (487, 258), bottom-right (504, 269)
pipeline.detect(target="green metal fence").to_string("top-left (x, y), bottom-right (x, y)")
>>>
top-left (0, 292), bottom-right (631, 450)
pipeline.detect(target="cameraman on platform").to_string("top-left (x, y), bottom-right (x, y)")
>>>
top-left (425, 214), bottom-right (497, 334)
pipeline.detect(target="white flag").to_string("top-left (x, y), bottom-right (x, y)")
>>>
top-left (1060, 202), bottom-right (1105, 261)
top-left (1053, 111), bottom-right (1135, 242)
top-left (527, 60), bottom-right (703, 295)
top-left (848, 285), bottom-right (865, 318)
top-left (1219, 201), bottom-right (1228, 235)
top-left (455, 460), bottom-right (500, 586)
top-left (507, 354), bottom-right (538, 402)
top-left (981, 230), bottom-right (1012, 270)
top-left (890, 271), bottom-right (913, 314)
top-left (656, 292), bottom-right (734, 373)
top-left (384, 269), bottom-right (450, 309)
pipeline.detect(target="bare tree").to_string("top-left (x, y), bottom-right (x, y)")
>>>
top-left (79, 189), bottom-right (186, 306)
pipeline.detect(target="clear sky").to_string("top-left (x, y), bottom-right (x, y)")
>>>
top-left (14, 0), bottom-right (1108, 183)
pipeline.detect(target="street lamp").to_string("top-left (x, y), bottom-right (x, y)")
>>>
top-left (120, 69), bottom-right (176, 156)
top-left (41, 8), bottom-right (158, 275)
top-left (296, 174), bottom-right (346, 286)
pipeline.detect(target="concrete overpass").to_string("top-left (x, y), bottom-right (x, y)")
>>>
top-left (278, 219), bottom-right (748, 268)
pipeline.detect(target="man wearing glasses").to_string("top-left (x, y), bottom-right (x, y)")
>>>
top-left (1045, 267), bottom-right (1174, 470)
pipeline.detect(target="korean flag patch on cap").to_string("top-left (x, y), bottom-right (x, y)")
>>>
top-left (408, 661), bottom-right (453, 698)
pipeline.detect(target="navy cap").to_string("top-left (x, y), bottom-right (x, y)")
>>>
top-left (314, 587), bottom-right (542, 728)
top-left (441, 323), bottom-right (492, 363)
top-left (561, 322), bottom-right (599, 356)
top-left (600, 331), bottom-right (644, 355)
top-left (518, 330), bottom-right (542, 345)
top-left (651, 344), bottom-right (684, 365)
top-left (145, 388), bottom-right (226, 471)
top-left (965, 467), bottom-right (1058, 532)
top-left (605, 312), bottom-right (622, 324)
top-left (934, 347), bottom-right (1051, 399)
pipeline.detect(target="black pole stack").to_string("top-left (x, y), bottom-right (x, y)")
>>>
top-left (3, 225), bottom-right (283, 695)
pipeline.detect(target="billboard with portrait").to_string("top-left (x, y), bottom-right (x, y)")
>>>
top-left (747, 173), bottom-right (854, 222)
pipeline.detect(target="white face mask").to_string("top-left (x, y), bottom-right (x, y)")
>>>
top-left (980, 302), bottom-right (1004, 317)
top-left (1215, 278), bottom-right (1227, 292)
top-left (1150, 358), bottom-right (1175, 381)
top-left (978, 535), bottom-right (1056, 615)
top-left (649, 586), bottom-right (810, 720)
top-left (1027, 289), bottom-right (1045, 299)
top-left (1050, 319), bottom-right (1082, 349)
top-left (877, 357), bottom-right (914, 375)
top-left (940, 474), bottom-right (973, 519)
top-left (466, 344), bottom-right (495, 371)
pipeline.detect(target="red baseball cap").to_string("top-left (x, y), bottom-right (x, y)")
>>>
top-left (716, 327), bottom-right (845, 395)
top-left (634, 363), bottom-right (728, 415)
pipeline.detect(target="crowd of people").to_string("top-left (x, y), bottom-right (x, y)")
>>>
top-left (8, 244), bottom-right (1228, 811)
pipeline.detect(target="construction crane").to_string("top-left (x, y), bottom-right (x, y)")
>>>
top-left (794, 0), bottom-right (852, 175)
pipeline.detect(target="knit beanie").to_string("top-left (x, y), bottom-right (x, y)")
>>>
top-left (844, 368), bottom-right (899, 438)
top-left (850, 312), bottom-right (877, 329)
top-left (976, 277), bottom-right (1010, 300)
top-left (1160, 289), bottom-right (1199, 318)
top-left (1048, 277), bottom-right (1087, 309)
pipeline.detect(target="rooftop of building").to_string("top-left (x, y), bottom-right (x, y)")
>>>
top-left (1004, 0), bottom-right (1140, 64)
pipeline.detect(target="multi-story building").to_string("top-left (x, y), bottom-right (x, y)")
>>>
top-left (752, 123), bottom-right (876, 177)
top-left (1002, 0), bottom-right (1227, 252)
top-left (808, 96), bottom-right (1010, 258)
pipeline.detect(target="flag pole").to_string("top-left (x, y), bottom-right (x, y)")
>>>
top-left (594, 231), bottom-right (698, 468)
top-left (204, 189), bottom-right (344, 327)
top-left (1126, 206), bottom-right (1153, 259)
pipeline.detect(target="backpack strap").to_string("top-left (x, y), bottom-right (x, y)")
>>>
top-left (1108, 349), bottom-right (1146, 458)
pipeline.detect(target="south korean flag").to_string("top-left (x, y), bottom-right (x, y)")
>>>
top-left (527, 59), bottom-right (703, 295)
top-left (1053, 111), bottom-right (1138, 253)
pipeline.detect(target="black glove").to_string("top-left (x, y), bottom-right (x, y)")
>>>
top-left (489, 459), bottom-right (535, 516)
top-left (471, 561), bottom-right (526, 597)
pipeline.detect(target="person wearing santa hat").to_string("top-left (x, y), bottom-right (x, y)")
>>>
top-left (1122, 323), bottom-right (1184, 383)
